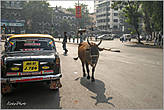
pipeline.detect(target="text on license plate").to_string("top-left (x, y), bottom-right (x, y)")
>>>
top-left (23, 61), bottom-right (39, 72)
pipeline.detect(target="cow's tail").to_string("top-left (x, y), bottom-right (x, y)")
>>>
top-left (73, 57), bottom-right (78, 60)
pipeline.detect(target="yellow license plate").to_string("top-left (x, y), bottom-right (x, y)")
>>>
top-left (23, 61), bottom-right (39, 72)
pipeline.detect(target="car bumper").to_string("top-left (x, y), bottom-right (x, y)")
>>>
top-left (1, 74), bottom-right (62, 84)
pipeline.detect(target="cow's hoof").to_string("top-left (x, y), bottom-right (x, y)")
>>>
top-left (83, 74), bottom-right (86, 77)
top-left (87, 76), bottom-right (90, 79)
top-left (91, 78), bottom-right (95, 82)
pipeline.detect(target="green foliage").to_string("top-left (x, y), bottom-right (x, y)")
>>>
top-left (22, 1), bottom-right (52, 33)
top-left (112, 1), bottom-right (142, 43)
top-left (66, 3), bottom-right (92, 29)
top-left (113, 1), bottom-right (163, 41)
top-left (140, 1), bottom-right (163, 39)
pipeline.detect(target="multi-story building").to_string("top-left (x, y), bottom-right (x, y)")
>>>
top-left (49, 6), bottom-right (77, 36)
top-left (1, 1), bottom-right (25, 34)
top-left (94, 0), bottom-right (121, 34)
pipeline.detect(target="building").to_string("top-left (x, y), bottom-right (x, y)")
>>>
top-left (1, 1), bottom-right (25, 34)
top-left (51, 6), bottom-right (77, 36)
top-left (94, 0), bottom-right (121, 34)
top-left (88, 12), bottom-right (96, 30)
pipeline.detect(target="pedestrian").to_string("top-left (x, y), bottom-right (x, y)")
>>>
top-left (158, 32), bottom-right (162, 47)
top-left (58, 34), bottom-right (61, 41)
top-left (77, 32), bottom-right (79, 44)
top-left (72, 34), bottom-right (75, 43)
top-left (162, 34), bottom-right (164, 47)
top-left (69, 34), bottom-right (71, 42)
top-left (80, 32), bottom-right (83, 43)
top-left (154, 32), bottom-right (159, 46)
top-left (62, 32), bottom-right (68, 54)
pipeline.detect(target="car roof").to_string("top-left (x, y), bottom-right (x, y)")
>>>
top-left (9, 34), bottom-right (54, 39)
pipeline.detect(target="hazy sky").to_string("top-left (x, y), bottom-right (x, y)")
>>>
top-left (48, 1), bottom-right (94, 13)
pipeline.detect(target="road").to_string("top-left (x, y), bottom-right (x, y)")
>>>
top-left (1, 39), bottom-right (163, 109)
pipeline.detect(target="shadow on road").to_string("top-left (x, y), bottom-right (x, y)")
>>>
top-left (1, 82), bottom-right (61, 109)
top-left (80, 77), bottom-right (115, 107)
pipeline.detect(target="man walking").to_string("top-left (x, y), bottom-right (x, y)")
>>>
top-left (62, 32), bottom-right (68, 54)
top-left (80, 32), bottom-right (83, 43)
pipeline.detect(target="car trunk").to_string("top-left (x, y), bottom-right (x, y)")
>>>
top-left (3, 51), bottom-right (59, 78)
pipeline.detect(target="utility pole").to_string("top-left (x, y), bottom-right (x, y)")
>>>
top-left (51, 7), bottom-right (54, 36)
top-left (76, 0), bottom-right (80, 43)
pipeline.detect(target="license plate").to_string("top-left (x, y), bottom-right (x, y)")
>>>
top-left (23, 61), bottom-right (39, 72)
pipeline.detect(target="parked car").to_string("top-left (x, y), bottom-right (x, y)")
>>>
top-left (1, 34), bottom-right (62, 95)
top-left (125, 34), bottom-right (131, 41)
top-left (120, 34), bottom-right (131, 41)
top-left (97, 34), bottom-right (105, 39)
top-left (97, 34), bottom-right (113, 40)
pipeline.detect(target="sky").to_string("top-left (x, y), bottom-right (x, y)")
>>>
top-left (48, 1), bottom-right (94, 13)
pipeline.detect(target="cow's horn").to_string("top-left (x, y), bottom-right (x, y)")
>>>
top-left (87, 38), bottom-right (91, 46)
top-left (97, 39), bottom-right (102, 46)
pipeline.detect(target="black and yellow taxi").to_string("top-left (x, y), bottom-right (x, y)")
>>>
top-left (1, 34), bottom-right (62, 94)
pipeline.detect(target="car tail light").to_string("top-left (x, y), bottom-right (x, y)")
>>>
top-left (42, 66), bottom-right (50, 69)
top-left (56, 58), bottom-right (60, 65)
top-left (11, 67), bottom-right (20, 71)
top-left (1, 59), bottom-right (4, 66)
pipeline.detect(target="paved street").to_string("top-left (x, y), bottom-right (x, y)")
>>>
top-left (1, 39), bottom-right (163, 109)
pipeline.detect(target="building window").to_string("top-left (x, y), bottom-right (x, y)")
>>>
top-left (107, 7), bottom-right (110, 11)
top-left (114, 13), bottom-right (118, 16)
top-left (113, 25), bottom-right (118, 29)
top-left (63, 16), bottom-right (67, 19)
top-left (114, 19), bottom-right (118, 22)
top-left (114, 7), bottom-right (118, 10)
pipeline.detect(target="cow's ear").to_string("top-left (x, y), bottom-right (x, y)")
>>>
top-left (98, 47), bottom-right (104, 51)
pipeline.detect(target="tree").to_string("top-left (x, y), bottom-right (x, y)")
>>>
top-left (113, 1), bottom-right (163, 43)
top-left (140, 1), bottom-right (163, 40)
top-left (140, 2), bottom-right (153, 40)
top-left (66, 3), bottom-right (92, 29)
top-left (151, 1), bottom-right (163, 33)
top-left (112, 1), bottom-right (142, 43)
top-left (22, 1), bottom-right (52, 33)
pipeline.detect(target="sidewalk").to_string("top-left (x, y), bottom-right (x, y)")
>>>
top-left (124, 39), bottom-right (163, 49)
top-left (54, 38), bottom-right (163, 49)
top-left (53, 38), bottom-right (95, 45)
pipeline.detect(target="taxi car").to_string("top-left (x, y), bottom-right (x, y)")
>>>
top-left (1, 34), bottom-right (62, 94)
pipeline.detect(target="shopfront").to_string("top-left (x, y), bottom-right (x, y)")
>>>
top-left (1, 19), bottom-right (25, 34)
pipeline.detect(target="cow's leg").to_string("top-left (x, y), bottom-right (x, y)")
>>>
top-left (82, 62), bottom-right (86, 77)
top-left (86, 62), bottom-right (90, 79)
top-left (91, 67), bottom-right (95, 82)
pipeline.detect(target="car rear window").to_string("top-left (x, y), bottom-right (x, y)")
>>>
top-left (7, 37), bottom-right (56, 52)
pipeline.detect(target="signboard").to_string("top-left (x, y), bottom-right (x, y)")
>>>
top-left (76, 6), bottom-right (81, 18)
top-left (9, 23), bottom-right (24, 26)
top-left (1, 19), bottom-right (25, 26)
top-left (1, 22), bottom-right (9, 26)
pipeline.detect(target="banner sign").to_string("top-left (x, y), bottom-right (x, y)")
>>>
top-left (1, 19), bottom-right (25, 26)
top-left (76, 6), bottom-right (81, 18)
